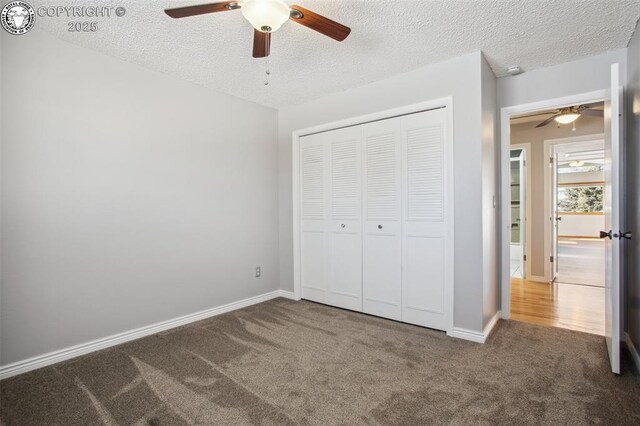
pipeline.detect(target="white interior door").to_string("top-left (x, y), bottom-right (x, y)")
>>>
top-left (326, 127), bottom-right (363, 311)
top-left (550, 152), bottom-right (559, 282)
top-left (299, 106), bottom-right (452, 330)
top-left (362, 117), bottom-right (402, 321)
top-left (603, 63), bottom-right (623, 374)
top-left (519, 151), bottom-right (527, 278)
top-left (400, 108), bottom-right (452, 330)
top-left (300, 127), bottom-right (363, 311)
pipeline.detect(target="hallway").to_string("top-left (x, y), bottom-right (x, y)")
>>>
top-left (510, 279), bottom-right (604, 335)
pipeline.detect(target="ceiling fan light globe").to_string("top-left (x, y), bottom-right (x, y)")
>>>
top-left (241, 0), bottom-right (290, 32)
top-left (554, 113), bottom-right (580, 124)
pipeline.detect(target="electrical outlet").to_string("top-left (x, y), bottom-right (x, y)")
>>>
top-left (255, 267), bottom-right (261, 278)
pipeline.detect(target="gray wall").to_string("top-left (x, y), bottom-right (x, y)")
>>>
top-left (510, 116), bottom-right (604, 278)
top-left (498, 49), bottom-right (627, 110)
top-left (481, 57), bottom-right (499, 327)
top-left (278, 51), bottom-right (495, 333)
top-left (0, 30), bottom-right (279, 366)
top-left (626, 21), bottom-right (640, 355)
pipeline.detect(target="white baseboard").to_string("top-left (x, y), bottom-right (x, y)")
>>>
top-left (0, 289), bottom-right (291, 380)
top-left (451, 327), bottom-right (485, 343)
top-left (483, 311), bottom-right (501, 340)
top-left (277, 290), bottom-right (298, 300)
top-left (452, 311), bottom-right (501, 344)
top-left (625, 332), bottom-right (640, 372)
top-left (529, 275), bottom-right (548, 283)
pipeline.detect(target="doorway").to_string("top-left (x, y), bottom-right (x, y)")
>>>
top-left (501, 65), bottom-right (625, 374)
top-left (550, 139), bottom-right (606, 288)
top-left (501, 94), bottom-right (607, 336)
top-left (509, 145), bottom-right (530, 280)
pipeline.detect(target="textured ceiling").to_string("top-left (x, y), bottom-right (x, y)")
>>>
top-left (33, 0), bottom-right (640, 108)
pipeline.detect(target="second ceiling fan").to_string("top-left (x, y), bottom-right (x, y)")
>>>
top-left (165, 0), bottom-right (351, 58)
top-left (530, 102), bottom-right (604, 128)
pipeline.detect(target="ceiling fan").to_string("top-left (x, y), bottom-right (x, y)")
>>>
top-left (164, 0), bottom-right (351, 58)
top-left (527, 102), bottom-right (604, 128)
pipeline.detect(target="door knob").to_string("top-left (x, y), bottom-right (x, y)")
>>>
top-left (340, 224), bottom-right (346, 229)
top-left (378, 225), bottom-right (383, 230)
top-left (599, 230), bottom-right (612, 239)
top-left (619, 231), bottom-right (632, 240)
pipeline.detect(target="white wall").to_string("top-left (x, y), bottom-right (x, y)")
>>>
top-left (0, 30), bottom-right (279, 366)
top-left (558, 170), bottom-right (603, 185)
top-left (558, 214), bottom-right (604, 238)
top-left (279, 51), bottom-right (495, 333)
top-left (626, 21), bottom-right (640, 355)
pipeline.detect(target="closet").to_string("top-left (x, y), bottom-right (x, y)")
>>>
top-left (298, 107), bottom-right (452, 332)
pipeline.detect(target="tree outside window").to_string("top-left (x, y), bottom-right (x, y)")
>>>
top-left (558, 185), bottom-right (604, 212)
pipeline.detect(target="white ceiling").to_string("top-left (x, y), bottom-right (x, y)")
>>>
top-left (34, 0), bottom-right (640, 108)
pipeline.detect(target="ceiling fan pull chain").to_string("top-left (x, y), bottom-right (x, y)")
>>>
top-left (264, 57), bottom-right (271, 85)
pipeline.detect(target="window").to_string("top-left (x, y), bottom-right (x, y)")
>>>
top-left (558, 184), bottom-right (604, 213)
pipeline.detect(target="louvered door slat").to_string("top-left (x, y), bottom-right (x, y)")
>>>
top-left (406, 125), bottom-right (444, 221)
top-left (301, 145), bottom-right (324, 219)
top-left (366, 132), bottom-right (398, 221)
top-left (331, 139), bottom-right (358, 218)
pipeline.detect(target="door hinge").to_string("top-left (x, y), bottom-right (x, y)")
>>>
top-left (550, 157), bottom-right (554, 164)
top-left (523, 254), bottom-right (527, 261)
top-left (550, 256), bottom-right (554, 263)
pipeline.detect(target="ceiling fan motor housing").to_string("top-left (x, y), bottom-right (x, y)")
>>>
top-left (241, 0), bottom-right (290, 33)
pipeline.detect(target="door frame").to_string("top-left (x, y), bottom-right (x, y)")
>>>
top-left (542, 134), bottom-right (605, 283)
top-left (292, 97), bottom-right (454, 335)
top-left (500, 90), bottom-right (607, 319)
top-left (509, 143), bottom-right (532, 280)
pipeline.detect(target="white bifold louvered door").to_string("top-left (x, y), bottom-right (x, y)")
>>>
top-left (299, 107), bottom-right (451, 332)
top-left (300, 126), bottom-right (362, 311)
top-left (400, 108), bottom-right (450, 330)
top-left (362, 118), bottom-right (403, 321)
top-left (300, 133), bottom-right (327, 304)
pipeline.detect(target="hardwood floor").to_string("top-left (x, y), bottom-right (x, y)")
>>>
top-left (510, 278), bottom-right (605, 335)
top-left (556, 237), bottom-right (605, 287)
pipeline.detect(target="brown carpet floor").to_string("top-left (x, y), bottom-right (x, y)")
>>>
top-left (1, 298), bottom-right (639, 425)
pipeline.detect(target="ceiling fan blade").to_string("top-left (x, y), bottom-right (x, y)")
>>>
top-left (514, 111), bottom-right (558, 119)
top-left (581, 101), bottom-right (604, 109)
top-left (535, 115), bottom-right (558, 128)
top-left (165, 1), bottom-right (236, 19)
top-left (289, 4), bottom-right (351, 41)
top-left (580, 109), bottom-right (604, 117)
top-left (253, 30), bottom-right (271, 58)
